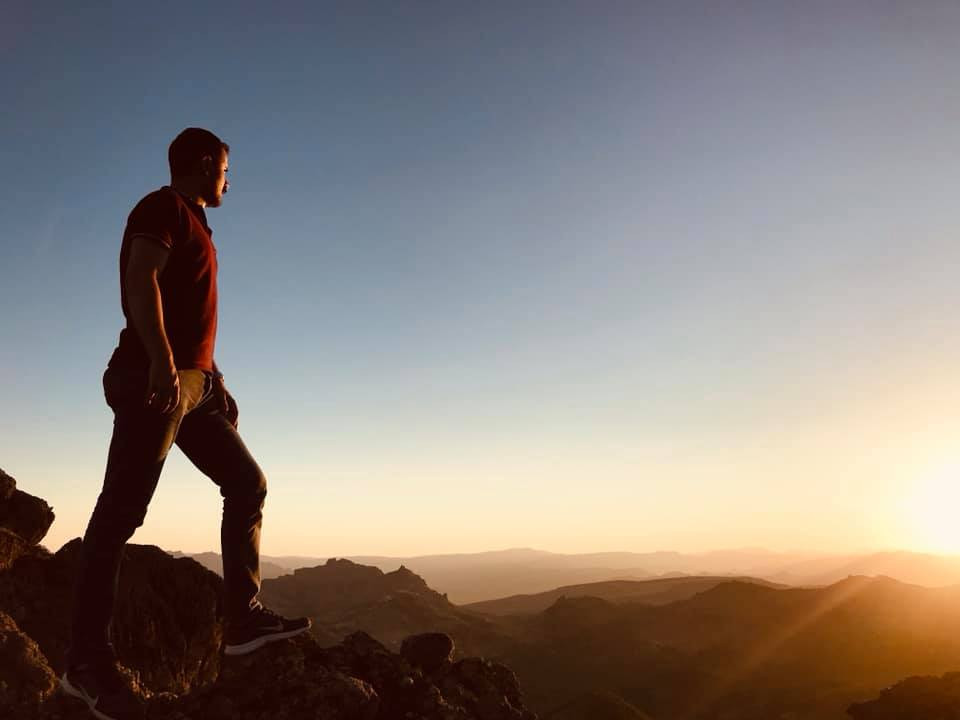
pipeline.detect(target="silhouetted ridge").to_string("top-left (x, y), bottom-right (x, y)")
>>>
top-left (259, 554), bottom-right (513, 657)
top-left (848, 672), bottom-right (960, 718)
top-left (464, 575), bottom-right (787, 617)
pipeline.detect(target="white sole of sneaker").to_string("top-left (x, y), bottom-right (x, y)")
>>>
top-left (60, 673), bottom-right (117, 720)
top-left (223, 624), bottom-right (311, 656)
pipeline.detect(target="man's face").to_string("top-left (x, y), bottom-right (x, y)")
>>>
top-left (201, 149), bottom-right (230, 207)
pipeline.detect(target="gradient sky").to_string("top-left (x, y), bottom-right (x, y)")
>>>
top-left (4, 1), bottom-right (960, 557)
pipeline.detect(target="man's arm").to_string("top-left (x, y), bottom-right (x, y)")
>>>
top-left (125, 236), bottom-right (180, 413)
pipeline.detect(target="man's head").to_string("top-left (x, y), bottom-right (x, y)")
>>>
top-left (168, 128), bottom-right (230, 208)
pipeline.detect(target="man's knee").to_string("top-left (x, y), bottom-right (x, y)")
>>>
top-left (223, 464), bottom-right (267, 506)
top-left (87, 495), bottom-right (149, 545)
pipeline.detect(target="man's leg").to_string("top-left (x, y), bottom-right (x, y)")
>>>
top-left (174, 396), bottom-right (267, 625)
top-left (68, 368), bottom-right (210, 662)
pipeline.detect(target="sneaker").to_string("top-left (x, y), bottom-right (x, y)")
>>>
top-left (59, 658), bottom-right (144, 720)
top-left (223, 606), bottom-right (312, 656)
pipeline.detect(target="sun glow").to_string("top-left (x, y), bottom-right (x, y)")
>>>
top-left (904, 461), bottom-right (960, 554)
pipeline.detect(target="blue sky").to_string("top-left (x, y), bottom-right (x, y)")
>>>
top-left (4, 2), bottom-right (960, 557)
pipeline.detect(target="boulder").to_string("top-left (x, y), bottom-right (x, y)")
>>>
top-left (401, 632), bottom-right (455, 673)
top-left (0, 483), bottom-right (55, 546)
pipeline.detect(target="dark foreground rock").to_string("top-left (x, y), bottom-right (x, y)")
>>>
top-left (31, 629), bottom-right (535, 720)
top-left (0, 470), bottom-right (538, 720)
top-left (402, 631), bottom-right (456, 673)
top-left (847, 672), bottom-right (960, 719)
top-left (0, 539), bottom-right (224, 695)
top-left (0, 610), bottom-right (58, 719)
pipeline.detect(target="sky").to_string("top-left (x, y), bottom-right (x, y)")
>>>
top-left (4, 1), bottom-right (960, 558)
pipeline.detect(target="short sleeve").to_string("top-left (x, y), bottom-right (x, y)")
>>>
top-left (125, 190), bottom-right (181, 250)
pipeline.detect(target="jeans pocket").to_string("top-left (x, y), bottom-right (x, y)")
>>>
top-left (103, 367), bottom-right (147, 410)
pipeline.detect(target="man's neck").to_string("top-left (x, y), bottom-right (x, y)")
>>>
top-left (169, 180), bottom-right (206, 208)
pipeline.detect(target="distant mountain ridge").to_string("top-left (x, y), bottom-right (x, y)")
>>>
top-left (463, 575), bottom-right (789, 616)
top-left (171, 546), bottom-right (960, 604)
top-left (169, 550), bottom-right (289, 580)
top-left (501, 574), bottom-right (960, 718)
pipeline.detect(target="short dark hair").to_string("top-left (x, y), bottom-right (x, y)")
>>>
top-left (168, 128), bottom-right (230, 177)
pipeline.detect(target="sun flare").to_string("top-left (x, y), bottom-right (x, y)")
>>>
top-left (904, 461), bottom-right (960, 554)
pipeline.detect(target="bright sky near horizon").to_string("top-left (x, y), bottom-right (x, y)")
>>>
top-left (4, 1), bottom-right (960, 558)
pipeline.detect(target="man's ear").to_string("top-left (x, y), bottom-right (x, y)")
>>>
top-left (200, 154), bottom-right (213, 176)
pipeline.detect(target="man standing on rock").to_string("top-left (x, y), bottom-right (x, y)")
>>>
top-left (62, 128), bottom-right (311, 720)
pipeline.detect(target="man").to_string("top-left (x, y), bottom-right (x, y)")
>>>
top-left (61, 128), bottom-right (311, 720)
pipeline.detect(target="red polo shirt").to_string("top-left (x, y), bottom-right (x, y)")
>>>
top-left (108, 186), bottom-right (218, 372)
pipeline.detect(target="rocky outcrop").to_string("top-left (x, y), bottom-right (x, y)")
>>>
top-left (0, 538), bottom-right (224, 695)
top-left (0, 471), bottom-right (538, 720)
top-left (172, 629), bottom-right (535, 720)
top-left (259, 557), bottom-right (512, 657)
top-left (0, 468), bottom-right (16, 501)
top-left (263, 558), bottom-right (438, 617)
top-left (847, 672), bottom-right (960, 719)
top-left (0, 468), bottom-right (54, 570)
top-left (0, 610), bottom-right (58, 719)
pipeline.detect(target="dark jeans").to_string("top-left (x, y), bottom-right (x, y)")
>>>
top-left (68, 366), bottom-right (267, 662)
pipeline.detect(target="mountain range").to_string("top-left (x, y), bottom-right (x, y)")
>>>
top-left (173, 546), bottom-right (960, 603)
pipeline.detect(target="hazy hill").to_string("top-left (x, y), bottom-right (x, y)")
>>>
top-left (463, 575), bottom-right (788, 616)
top-left (499, 576), bottom-right (960, 719)
top-left (169, 547), bottom-right (807, 603)
top-left (174, 546), bottom-right (960, 605)
top-left (169, 550), bottom-right (289, 580)
top-left (800, 550), bottom-right (960, 588)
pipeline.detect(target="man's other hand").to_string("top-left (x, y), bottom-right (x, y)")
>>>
top-left (147, 358), bottom-right (180, 414)
top-left (213, 375), bottom-right (238, 429)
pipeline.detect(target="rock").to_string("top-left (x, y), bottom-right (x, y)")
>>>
top-left (0, 527), bottom-right (31, 571)
top-left (0, 610), bottom-right (58, 720)
top-left (401, 632), bottom-right (455, 673)
top-left (436, 657), bottom-right (537, 720)
top-left (0, 468), bottom-right (14, 502)
top-left (0, 486), bottom-right (55, 546)
top-left (0, 539), bottom-right (224, 695)
top-left (179, 633), bottom-right (380, 720)
top-left (40, 661), bottom-right (148, 720)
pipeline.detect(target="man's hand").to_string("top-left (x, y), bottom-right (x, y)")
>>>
top-left (146, 357), bottom-right (180, 414)
top-left (213, 374), bottom-right (238, 429)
